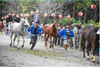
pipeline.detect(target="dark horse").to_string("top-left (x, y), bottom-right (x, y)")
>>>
top-left (43, 22), bottom-right (59, 49)
top-left (81, 26), bottom-right (99, 62)
top-left (0, 21), bottom-right (4, 35)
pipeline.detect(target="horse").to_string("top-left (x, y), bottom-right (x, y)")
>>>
top-left (43, 22), bottom-right (59, 49)
top-left (0, 21), bottom-right (4, 35)
top-left (10, 18), bottom-right (30, 49)
top-left (81, 26), bottom-right (99, 62)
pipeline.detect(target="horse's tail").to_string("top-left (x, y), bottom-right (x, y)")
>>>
top-left (81, 27), bottom-right (86, 50)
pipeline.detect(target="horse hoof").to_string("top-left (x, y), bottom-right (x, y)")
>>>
top-left (10, 44), bottom-right (12, 46)
top-left (50, 46), bottom-right (52, 48)
top-left (92, 61), bottom-right (95, 63)
top-left (91, 57), bottom-right (93, 59)
top-left (21, 45), bottom-right (24, 48)
top-left (65, 48), bottom-right (67, 50)
top-left (30, 48), bottom-right (33, 50)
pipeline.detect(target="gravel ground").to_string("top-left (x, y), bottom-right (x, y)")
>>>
top-left (0, 34), bottom-right (99, 67)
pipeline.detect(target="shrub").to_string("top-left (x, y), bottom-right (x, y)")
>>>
top-left (87, 19), bottom-right (95, 24)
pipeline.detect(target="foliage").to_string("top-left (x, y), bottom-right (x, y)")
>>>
top-left (29, 16), bottom-right (34, 21)
top-left (19, 1), bottom-right (31, 13)
top-left (83, 19), bottom-right (99, 27)
top-left (0, 0), bottom-right (7, 6)
top-left (95, 22), bottom-right (99, 27)
top-left (59, 17), bottom-right (76, 26)
top-left (58, 17), bottom-right (99, 27)
top-left (75, 20), bottom-right (81, 25)
top-left (87, 19), bottom-right (95, 24)
top-left (73, 1), bottom-right (98, 12)
top-left (83, 23), bottom-right (89, 27)
top-left (47, 19), bottom-right (54, 24)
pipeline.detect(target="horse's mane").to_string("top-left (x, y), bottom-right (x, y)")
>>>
top-left (52, 22), bottom-right (59, 33)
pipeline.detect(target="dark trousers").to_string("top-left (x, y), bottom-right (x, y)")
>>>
top-left (6, 29), bottom-right (8, 35)
top-left (55, 35), bottom-right (60, 45)
top-left (30, 35), bottom-right (37, 50)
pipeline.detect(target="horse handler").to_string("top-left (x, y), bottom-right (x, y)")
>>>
top-left (60, 24), bottom-right (74, 50)
top-left (27, 22), bottom-right (44, 50)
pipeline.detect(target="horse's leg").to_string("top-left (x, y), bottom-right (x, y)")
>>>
top-left (91, 43), bottom-right (95, 62)
top-left (86, 41), bottom-right (90, 59)
top-left (2, 29), bottom-right (4, 35)
top-left (17, 35), bottom-right (20, 49)
top-left (44, 33), bottom-right (46, 40)
top-left (81, 38), bottom-right (86, 60)
top-left (13, 35), bottom-right (17, 46)
top-left (10, 32), bottom-right (13, 46)
top-left (55, 35), bottom-right (57, 45)
top-left (0, 28), bottom-right (1, 35)
top-left (50, 35), bottom-right (53, 48)
top-left (52, 36), bottom-right (56, 49)
top-left (21, 35), bottom-right (25, 48)
top-left (1, 29), bottom-right (3, 35)
top-left (45, 34), bottom-right (49, 48)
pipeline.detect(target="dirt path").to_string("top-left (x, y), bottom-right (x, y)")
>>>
top-left (0, 35), bottom-right (99, 67)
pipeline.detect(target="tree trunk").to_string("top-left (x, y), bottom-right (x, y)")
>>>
top-left (83, 12), bottom-right (86, 23)
top-left (72, 11), bottom-right (74, 18)
top-left (79, 16), bottom-right (80, 20)
top-left (1, 6), bottom-right (2, 18)
top-left (94, 8), bottom-right (97, 23)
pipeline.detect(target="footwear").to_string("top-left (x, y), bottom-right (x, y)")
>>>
top-left (30, 48), bottom-right (33, 50)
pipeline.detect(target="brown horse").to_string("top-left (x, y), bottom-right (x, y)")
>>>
top-left (43, 22), bottom-right (59, 49)
top-left (0, 21), bottom-right (4, 35)
top-left (81, 26), bottom-right (99, 62)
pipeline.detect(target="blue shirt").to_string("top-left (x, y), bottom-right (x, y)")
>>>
top-left (6, 24), bottom-right (8, 27)
top-left (60, 28), bottom-right (74, 38)
top-left (27, 25), bottom-right (44, 37)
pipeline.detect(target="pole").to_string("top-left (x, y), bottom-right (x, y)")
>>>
top-left (79, 33), bottom-right (82, 51)
top-left (73, 34), bottom-right (76, 49)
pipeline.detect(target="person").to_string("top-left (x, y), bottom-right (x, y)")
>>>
top-left (55, 25), bottom-right (61, 46)
top-left (8, 22), bottom-right (11, 35)
top-left (60, 24), bottom-right (74, 50)
top-left (72, 23), bottom-right (78, 48)
top-left (27, 22), bottom-right (44, 50)
top-left (6, 23), bottom-right (9, 35)
top-left (79, 21), bottom-right (84, 28)
top-left (72, 23), bottom-right (78, 34)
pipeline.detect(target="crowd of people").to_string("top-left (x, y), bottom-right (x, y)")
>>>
top-left (0, 18), bottom-right (94, 50)
top-left (28, 21), bottom-right (85, 50)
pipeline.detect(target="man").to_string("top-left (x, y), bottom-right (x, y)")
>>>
top-left (55, 25), bottom-right (61, 46)
top-left (72, 23), bottom-right (78, 48)
top-left (28, 22), bottom-right (44, 50)
top-left (6, 23), bottom-right (9, 35)
top-left (60, 24), bottom-right (74, 50)
top-left (72, 23), bottom-right (78, 35)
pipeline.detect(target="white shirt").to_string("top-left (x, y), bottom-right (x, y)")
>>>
top-left (73, 26), bottom-right (78, 34)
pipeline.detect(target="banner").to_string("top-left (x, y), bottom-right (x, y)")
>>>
top-left (33, 13), bottom-right (39, 25)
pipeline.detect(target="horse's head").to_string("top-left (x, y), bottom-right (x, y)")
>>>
top-left (21, 18), bottom-right (30, 28)
top-left (54, 21), bottom-right (60, 30)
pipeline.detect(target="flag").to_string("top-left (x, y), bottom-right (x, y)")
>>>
top-left (33, 13), bottom-right (39, 25)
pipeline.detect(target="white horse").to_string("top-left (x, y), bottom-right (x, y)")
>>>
top-left (10, 18), bottom-right (30, 49)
